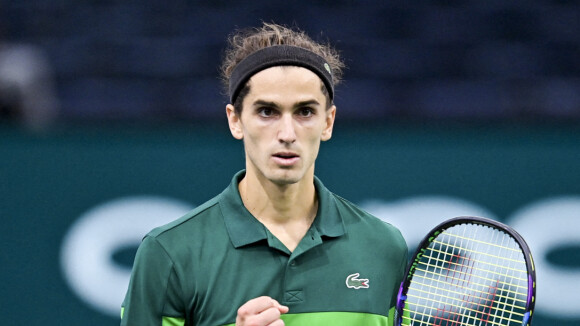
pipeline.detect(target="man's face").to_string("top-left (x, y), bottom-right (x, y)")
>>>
top-left (227, 66), bottom-right (336, 186)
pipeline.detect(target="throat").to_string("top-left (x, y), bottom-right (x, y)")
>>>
top-left (238, 172), bottom-right (319, 251)
top-left (253, 197), bottom-right (318, 253)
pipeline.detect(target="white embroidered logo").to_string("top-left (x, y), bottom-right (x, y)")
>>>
top-left (346, 273), bottom-right (370, 289)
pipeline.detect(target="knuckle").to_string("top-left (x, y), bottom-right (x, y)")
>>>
top-left (237, 306), bottom-right (249, 317)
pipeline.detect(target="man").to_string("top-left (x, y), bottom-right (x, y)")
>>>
top-left (121, 22), bottom-right (407, 326)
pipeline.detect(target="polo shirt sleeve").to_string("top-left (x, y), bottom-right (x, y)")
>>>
top-left (121, 235), bottom-right (186, 326)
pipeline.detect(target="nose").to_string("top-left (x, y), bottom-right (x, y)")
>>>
top-left (277, 114), bottom-right (297, 144)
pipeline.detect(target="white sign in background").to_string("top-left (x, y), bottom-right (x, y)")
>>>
top-left (61, 195), bottom-right (580, 318)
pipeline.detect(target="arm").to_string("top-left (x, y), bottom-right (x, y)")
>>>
top-left (121, 236), bottom-right (185, 326)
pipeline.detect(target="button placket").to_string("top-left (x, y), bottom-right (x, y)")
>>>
top-left (284, 256), bottom-right (304, 303)
top-left (282, 228), bottom-right (323, 305)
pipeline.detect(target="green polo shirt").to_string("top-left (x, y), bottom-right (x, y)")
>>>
top-left (121, 171), bottom-right (407, 326)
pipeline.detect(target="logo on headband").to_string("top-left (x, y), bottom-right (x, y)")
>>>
top-left (324, 63), bottom-right (331, 74)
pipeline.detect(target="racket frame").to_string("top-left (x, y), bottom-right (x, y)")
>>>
top-left (395, 216), bottom-right (536, 326)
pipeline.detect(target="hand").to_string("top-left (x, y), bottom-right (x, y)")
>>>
top-left (236, 296), bottom-right (289, 326)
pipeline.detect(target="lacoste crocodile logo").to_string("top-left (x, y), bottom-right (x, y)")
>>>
top-left (346, 273), bottom-right (369, 289)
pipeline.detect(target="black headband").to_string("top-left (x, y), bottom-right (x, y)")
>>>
top-left (228, 45), bottom-right (334, 104)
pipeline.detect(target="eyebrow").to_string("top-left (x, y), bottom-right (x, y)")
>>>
top-left (252, 99), bottom-right (321, 108)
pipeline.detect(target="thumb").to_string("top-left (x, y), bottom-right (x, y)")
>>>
top-left (272, 300), bottom-right (289, 314)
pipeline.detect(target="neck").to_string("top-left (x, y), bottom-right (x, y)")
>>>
top-left (238, 169), bottom-right (318, 252)
top-left (239, 170), bottom-right (317, 224)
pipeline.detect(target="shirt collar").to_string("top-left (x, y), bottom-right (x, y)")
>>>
top-left (220, 170), bottom-right (345, 248)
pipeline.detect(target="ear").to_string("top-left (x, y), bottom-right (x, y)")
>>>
top-left (321, 105), bottom-right (336, 141)
top-left (226, 104), bottom-right (244, 140)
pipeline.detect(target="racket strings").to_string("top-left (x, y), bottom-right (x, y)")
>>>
top-left (434, 232), bottom-right (523, 254)
top-left (407, 275), bottom-right (528, 306)
top-left (415, 250), bottom-right (528, 289)
top-left (431, 239), bottom-right (526, 271)
top-left (404, 289), bottom-right (527, 318)
top-left (406, 223), bottom-right (469, 326)
top-left (493, 226), bottom-right (524, 326)
top-left (406, 229), bottom-right (525, 324)
top-left (403, 302), bottom-right (524, 326)
top-left (402, 223), bottom-right (530, 326)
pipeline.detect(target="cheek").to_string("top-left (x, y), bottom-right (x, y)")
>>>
top-left (305, 132), bottom-right (323, 156)
top-left (305, 125), bottom-right (327, 143)
top-left (242, 127), bottom-right (268, 154)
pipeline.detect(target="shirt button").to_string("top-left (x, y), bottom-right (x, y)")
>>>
top-left (290, 260), bottom-right (296, 266)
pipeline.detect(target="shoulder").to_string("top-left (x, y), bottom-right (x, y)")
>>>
top-left (142, 194), bottom-right (224, 254)
top-left (131, 191), bottom-right (232, 271)
top-left (149, 196), bottom-right (219, 235)
top-left (333, 193), bottom-right (407, 250)
top-left (332, 193), bottom-right (390, 228)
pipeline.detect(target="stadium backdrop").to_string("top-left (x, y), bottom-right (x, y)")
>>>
top-left (1, 122), bottom-right (579, 325)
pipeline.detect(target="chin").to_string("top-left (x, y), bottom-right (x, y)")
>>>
top-left (268, 169), bottom-right (304, 185)
top-left (270, 176), bottom-right (301, 186)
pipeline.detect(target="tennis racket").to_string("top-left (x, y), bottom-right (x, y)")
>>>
top-left (395, 216), bottom-right (536, 326)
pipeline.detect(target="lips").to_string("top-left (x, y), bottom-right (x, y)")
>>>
top-left (272, 152), bottom-right (300, 166)
top-left (274, 152), bottom-right (298, 159)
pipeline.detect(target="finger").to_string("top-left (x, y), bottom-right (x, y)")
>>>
top-left (275, 303), bottom-right (289, 314)
top-left (237, 296), bottom-right (289, 326)
top-left (237, 296), bottom-right (277, 316)
top-left (256, 305), bottom-right (283, 324)
top-left (268, 320), bottom-right (285, 326)
top-left (269, 299), bottom-right (289, 314)
top-left (237, 305), bottom-right (282, 326)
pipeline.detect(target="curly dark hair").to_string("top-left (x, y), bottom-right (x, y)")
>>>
top-left (220, 22), bottom-right (345, 112)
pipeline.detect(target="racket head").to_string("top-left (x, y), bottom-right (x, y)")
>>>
top-left (395, 216), bottom-right (536, 326)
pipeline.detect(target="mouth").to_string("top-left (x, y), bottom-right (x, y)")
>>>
top-left (272, 152), bottom-right (300, 166)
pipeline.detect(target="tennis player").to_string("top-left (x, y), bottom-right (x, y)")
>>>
top-left (121, 22), bottom-right (408, 326)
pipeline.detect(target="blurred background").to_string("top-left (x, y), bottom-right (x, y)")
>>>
top-left (1, 0), bottom-right (579, 325)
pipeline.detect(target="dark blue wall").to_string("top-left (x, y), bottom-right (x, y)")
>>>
top-left (1, 1), bottom-right (579, 123)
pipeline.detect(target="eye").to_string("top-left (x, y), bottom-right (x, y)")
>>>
top-left (257, 107), bottom-right (277, 118)
top-left (297, 107), bottom-right (315, 118)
